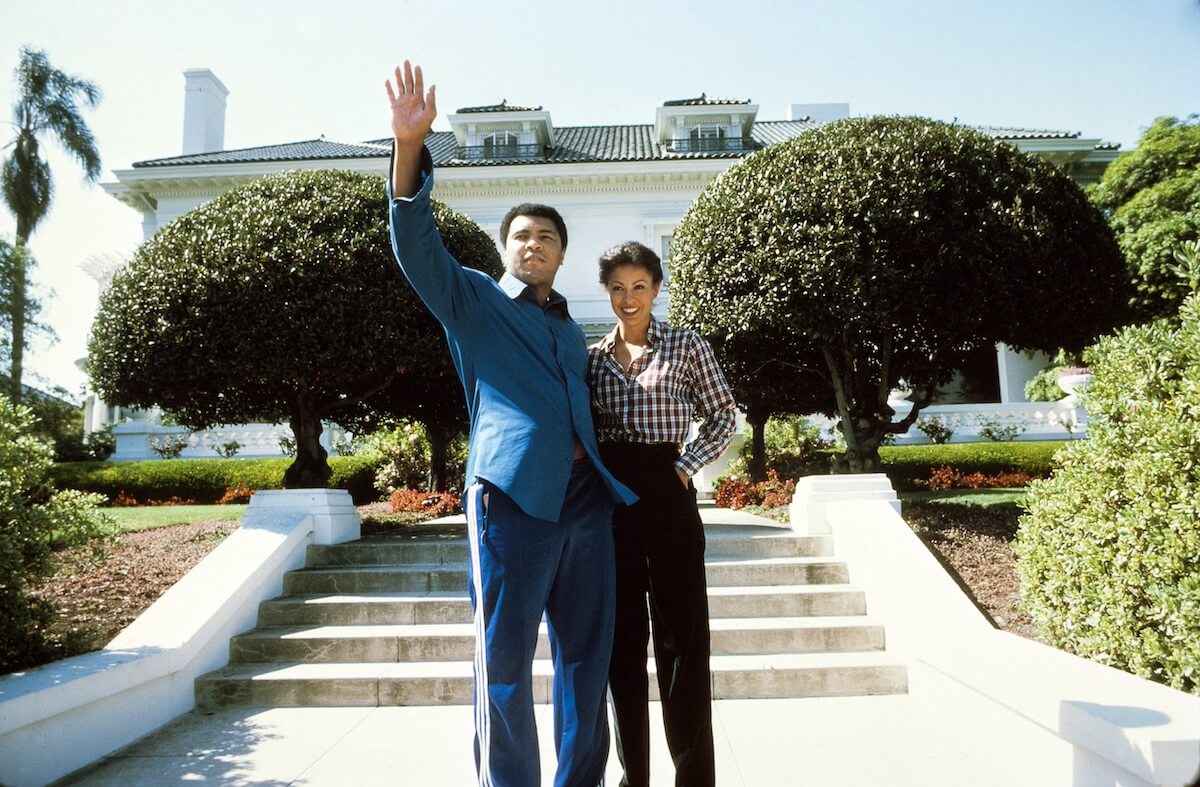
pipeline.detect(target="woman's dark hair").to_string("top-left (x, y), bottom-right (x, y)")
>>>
top-left (598, 241), bottom-right (663, 286)
top-left (500, 203), bottom-right (568, 249)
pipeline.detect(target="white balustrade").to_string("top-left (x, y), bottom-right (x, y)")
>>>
top-left (110, 421), bottom-right (353, 462)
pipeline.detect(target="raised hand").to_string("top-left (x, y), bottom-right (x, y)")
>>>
top-left (385, 60), bottom-right (437, 196)
top-left (386, 60), bottom-right (437, 146)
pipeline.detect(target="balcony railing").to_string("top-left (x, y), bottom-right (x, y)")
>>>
top-left (457, 144), bottom-right (547, 160)
top-left (667, 137), bottom-right (754, 153)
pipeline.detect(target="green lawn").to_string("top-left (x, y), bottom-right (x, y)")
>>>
top-left (898, 487), bottom-right (1027, 508)
top-left (103, 504), bottom-right (248, 533)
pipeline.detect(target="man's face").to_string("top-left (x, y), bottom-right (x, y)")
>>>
top-left (503, 215), bottom-right (565, 290)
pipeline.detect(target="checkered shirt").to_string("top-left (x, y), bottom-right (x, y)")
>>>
top-left (588, 316), bottom-right (737, 477)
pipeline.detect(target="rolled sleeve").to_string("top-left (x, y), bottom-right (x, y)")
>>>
top-left (676, 333), bottom-right (737, 476)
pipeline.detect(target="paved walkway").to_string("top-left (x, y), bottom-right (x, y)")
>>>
top-left (61, 694), bottom-right (1025, 786)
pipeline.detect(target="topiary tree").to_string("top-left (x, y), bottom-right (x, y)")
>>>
top-left (1091, 116), bottom-right (1200, 321)
top-left (1, 392), bottom-right (114, 673)
top-left (710, 327), bottom-right (829, 480)
top-left (337, 200), bottom-right (502, 490)
top-left (1016, 243), bottom-right (1200, 694)
top-left (670, 116), bottom-right (1130, 472)
top-left (88, 170), bottom-right (500, 489)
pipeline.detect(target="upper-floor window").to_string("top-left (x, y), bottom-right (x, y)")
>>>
top-left (666, 125), bottom-right (749, 153)
top-left (484, 132), bottom-right (520, 157)
top-left (460, 130), bottom-right (544, 160)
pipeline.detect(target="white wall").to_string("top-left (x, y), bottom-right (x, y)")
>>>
top-left (997, 343), bottom-right (1053, 403)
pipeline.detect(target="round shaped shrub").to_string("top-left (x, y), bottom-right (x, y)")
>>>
top-left (670, 115), bottom-right (1129, 472)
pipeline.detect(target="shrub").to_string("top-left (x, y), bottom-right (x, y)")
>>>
top-left (49, 455), bottom-right (384, 505)
top-left (1, 394), bottom-right (115, 673)
top-left (364, 420), bottom-right (468, 494)
top-left (1016, 285), bottom-right (1200, 694)
top-left (915, 415), bottom-right (954, 444)
top-left (975, 416), bottom-right (1025, 442)
top-left (148, 434), bottom-right (187, 459)
top-left (725, 415), bottom-right (832, 482)
top-left (879, 442), bottom-right (1062, 492)
top-left (918, 466), bottom-right (1038, 491)
top-left (715, 470), bottom-right (796, 510)
top-left (217, 487), bottom-right (254, 504)
top-left (388, 489), bottom-right (461, 517)
top-left (214, 440), bottom-right (241, 459)
top-left (108, 490), bottom-right (197, 507)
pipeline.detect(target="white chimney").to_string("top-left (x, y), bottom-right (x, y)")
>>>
top-left (789, 103), bottom-right (850, 123)
top-left (182, 69), bottom-right (229, 154)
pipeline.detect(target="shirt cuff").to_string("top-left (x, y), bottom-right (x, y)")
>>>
top-left (675, 456), bottom-right (703, 478)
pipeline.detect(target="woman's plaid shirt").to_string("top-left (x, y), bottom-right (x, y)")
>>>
top-left (587, 316), bottom-right (737, 477)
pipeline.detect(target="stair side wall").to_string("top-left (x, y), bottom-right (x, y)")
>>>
top-left (0, 489), bottom-right (358, 787)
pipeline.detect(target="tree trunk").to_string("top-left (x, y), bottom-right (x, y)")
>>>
top-left (427, 425), bottom-right (450, 492)
top-left (283, 399), bottom-right (332, 489)
top-left (8, 237), bottom-right (29, 402)
top-left (831, 412), bottom-right (885, 474)
top-left (746, 408), bottom-right (768, 482)
top-left (833, 444), bottom-right (884, 474)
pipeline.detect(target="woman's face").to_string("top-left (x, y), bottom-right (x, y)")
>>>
top-left (605, 263), bottom-right (661, 331)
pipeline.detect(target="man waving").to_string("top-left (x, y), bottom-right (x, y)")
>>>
top-left (385, 61), bottom-right (636, 787)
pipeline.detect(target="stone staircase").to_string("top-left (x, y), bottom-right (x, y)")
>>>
top-left (195, 516), bottom-right (908, 708)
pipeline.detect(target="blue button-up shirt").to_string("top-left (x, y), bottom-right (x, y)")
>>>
top-left (387, 148), bottom-right (636, 521)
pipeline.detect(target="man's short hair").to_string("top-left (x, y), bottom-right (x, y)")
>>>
top-left (598, 241), bottom-right (664, 286)
top-left (500, 203), bottom-right (568, 249)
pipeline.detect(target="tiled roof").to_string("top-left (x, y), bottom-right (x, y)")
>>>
top-left (971, 125), bottom-right (1081, 139)
top-left (131, 121), bottom-right (1115, 169)
top-left (663, 94), bottom-right (751, 106)
top-left (972, 125), bottom-right (1120, 150)
top-left (132, 138), bottom-right (391, 168)
top-left (456, 100), bottom-right (543, 113)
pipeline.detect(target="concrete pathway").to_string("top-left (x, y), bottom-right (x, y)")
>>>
top-left (61, 694), bottom-right (1026, 786)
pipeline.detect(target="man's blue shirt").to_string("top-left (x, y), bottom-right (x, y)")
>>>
top-left (387, 148), bottom-right (636, 521)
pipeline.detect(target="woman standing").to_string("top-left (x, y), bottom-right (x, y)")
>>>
top-left (587, 241), bottom-right (737, 787)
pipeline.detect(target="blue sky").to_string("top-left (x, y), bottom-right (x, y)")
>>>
top-left (3, 0), bottom-right (1199, 397)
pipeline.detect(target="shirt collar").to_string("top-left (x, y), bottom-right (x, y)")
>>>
top-left (499, 272), bottom-right (570, 317)
top-left (599, 314), bottom-right (663, 352)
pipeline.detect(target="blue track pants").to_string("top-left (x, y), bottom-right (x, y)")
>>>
top-left (464, 459), bottom-right (616, 787)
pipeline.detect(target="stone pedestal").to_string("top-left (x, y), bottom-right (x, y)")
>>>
top-left (242, 489), bottom-right (360, 544)
top-left (789, 474), bottom-right (900, 534)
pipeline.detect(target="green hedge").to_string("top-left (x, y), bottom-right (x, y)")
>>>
top-left (878, 441), bottom-right (1066, 491)
top-left (1016, 289), bottom-right (1200, 694)
top-left (49, 455), bottom-right (385, 505)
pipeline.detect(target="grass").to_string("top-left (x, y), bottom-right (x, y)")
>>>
top-left (102, 504), bottom-right (248, 533)
top-left (898, 488), bottom-right (1028, 508)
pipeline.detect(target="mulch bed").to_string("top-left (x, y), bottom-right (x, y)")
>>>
top-left (28, 520), bottom-right (239, 660)
top-left (902, 501), bottom-right (1039, 640)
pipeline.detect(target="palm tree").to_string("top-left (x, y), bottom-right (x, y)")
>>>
top-left (2, 47), bottom-right (101, 401)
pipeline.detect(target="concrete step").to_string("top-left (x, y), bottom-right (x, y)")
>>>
top-left (283, 557), bottom-right (849, 595)
top-left (282, 565), bottom-right (466, 595)
top-left (258, 584), bottom-right (869, 627)
top-left (228, 617), bottom-right (886, 664)
top-left (195, 651), bottom-right (907, 709)
top-left (704, 557), bottom-right (849, 587)
top-left (258, 593), bottom-right (474, 627)
top-left (306, 541), bottom-right (470, 568)
top-left (706, 585), bottom-right (867, 619)
top-left (703, 527), bottom-right (834, 560)
top-left (303, 527), bottom-right (831, 568)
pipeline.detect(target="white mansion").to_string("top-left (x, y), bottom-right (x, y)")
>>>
top-left (89, 69), bottom-right (1119, 459)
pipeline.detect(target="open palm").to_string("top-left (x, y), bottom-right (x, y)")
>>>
top-left (386, 61), bottom-right (437, 146)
